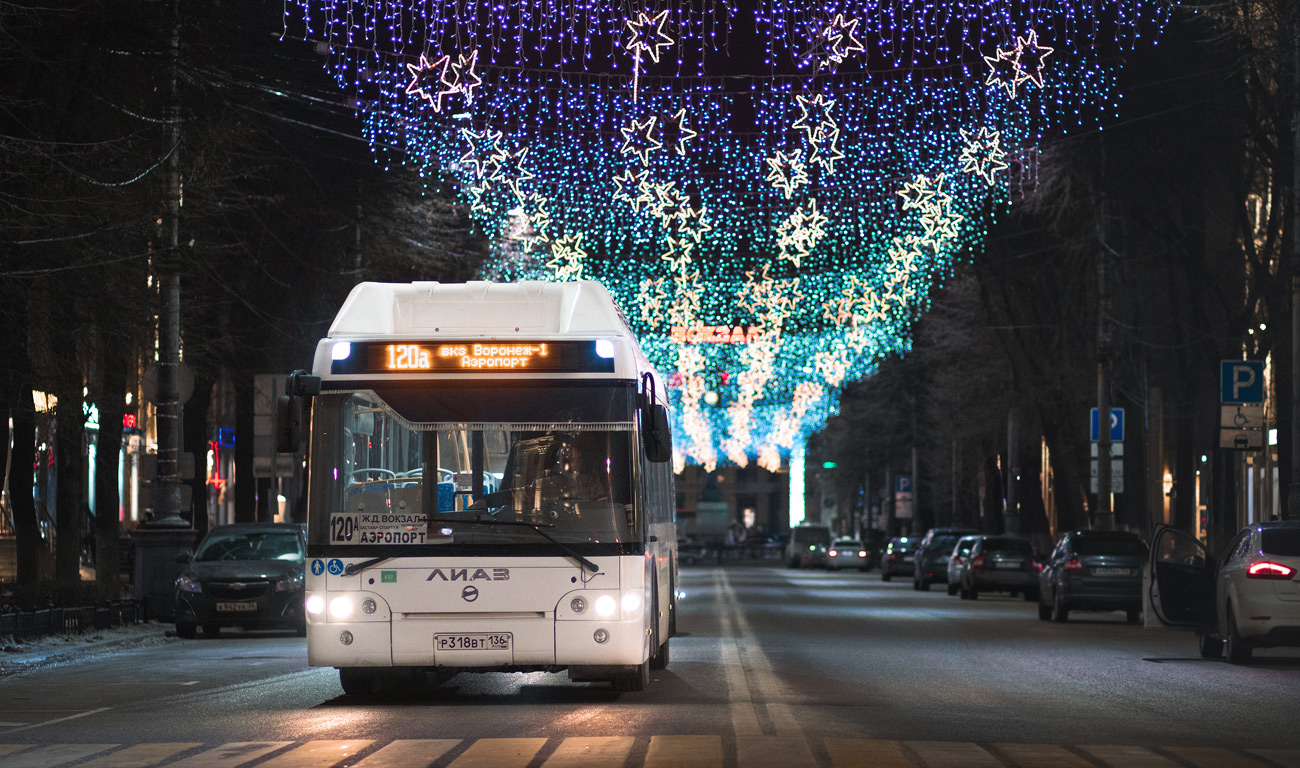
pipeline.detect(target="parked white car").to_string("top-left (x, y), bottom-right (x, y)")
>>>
top-left (1149, 521), bottom-right (1300, 664)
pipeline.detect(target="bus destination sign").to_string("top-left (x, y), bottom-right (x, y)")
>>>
top-left (331, 340), bottom-right (615, 375)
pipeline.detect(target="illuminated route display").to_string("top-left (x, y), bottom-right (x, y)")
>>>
top-left (330, 340), bottom-right (616, 375)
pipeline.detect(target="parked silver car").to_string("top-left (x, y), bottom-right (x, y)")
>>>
top-left (945, 535), bottom-right (981, 596)
top-left (1150, 521), bottom-right (1300, 663)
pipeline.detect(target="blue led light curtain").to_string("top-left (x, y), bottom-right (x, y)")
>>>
top-left (283, 0), bottom-right (1176, 470)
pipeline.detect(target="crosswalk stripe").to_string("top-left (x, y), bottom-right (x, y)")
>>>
top-left (78, 744), bottom-right (204, 768)
top-left (905, 741), bottom-right (1001, 768)
top-left (825, 738), bottom-right (913, 768)
top-left (993, 743), bottom-right (1095, 768)
top-left (349, 740), bottom-right (460, 768)
top-left (644, 736), bottom-right (723, 768)
top-left (0, 744), bottom-right (117, 768)
top-left (164, 742), bottom-right (293, 768)
top-left (256, 741), bottom-right (373, 768)
top-left (541, 737), bottom-right (635, 768)
top-left (1163, 747), bottom-right (1272, 768)
top-left (1078, 745), bottom-right (1178, 767)
top-left (736, 737), bottom-right (814, 768)
top-left (445, 738), bottom-right (547, 768)
top-left (1249, 750), bottom-right (1300, 768)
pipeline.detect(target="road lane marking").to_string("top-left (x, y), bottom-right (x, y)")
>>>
top-left (445, 738), bottom-right (546, 768)
top-left (644, 736), bottom-right (723, 768)
top-left (993, 743), bottom-right (1095, 768)
top-left (165, 742), bottom-right (293, 768)
top-left (0, 744), bottom-right (116, 768)
top-left (825, 738), bottom-right (913, 768)
top-left (905, 741), bottom-right (1001, 767)
top-left (257, 741), bottom-right (372, 768)
top-left (715, 571), bottom-right (806, 742)
top-left (737, 737), bottom-right (815, 768)
top-left (78, 744), bottom-right (203, 768)
top-left (1163, 747), bottom-right (1272, 768)
top-left (2, 708), bottom-right (113, 734)
top-left (348, 740), bottom-right (459, 768)
top-left (1249, 750), bottom-right (1300, 768)
top-left (541, 737), bottom-right (635, 768)
top-left (1078, 745), bottom-right (1179, 767)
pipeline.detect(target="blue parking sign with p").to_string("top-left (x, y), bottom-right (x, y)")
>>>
top-left (1221, 360), bottom-right (1264, 404)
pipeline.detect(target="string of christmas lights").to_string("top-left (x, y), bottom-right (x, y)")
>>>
top-left (282, 0), bottom-right (1177, 470)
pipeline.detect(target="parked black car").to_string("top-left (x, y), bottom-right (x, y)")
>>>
top-left (959, 536), bottom-right (1038, 600)
top-left (1038, 529), bottom-right (1148, 623)
top-left (881, 536), bottom-right (919, 581)
top-left (174, 522), bottom-right (307, 638)
top-left (913, 527), bottom-right (980, 591)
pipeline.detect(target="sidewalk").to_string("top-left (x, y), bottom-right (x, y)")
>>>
top-left (0, 620), bottom-right (173, 678)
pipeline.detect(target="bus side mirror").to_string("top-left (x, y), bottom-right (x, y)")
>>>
top-left (276, 370), bottom-right (320, 454)
top-left (643, 403), bottom-right (672, 463)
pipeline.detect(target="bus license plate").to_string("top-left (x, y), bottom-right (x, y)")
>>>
top-left (216, 601), bottom-right (258, 612)
top-left (435, 633), bottom-right (511, 651)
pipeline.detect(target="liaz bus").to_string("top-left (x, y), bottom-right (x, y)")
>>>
top-left (278, 281), bottom-right (678, 695)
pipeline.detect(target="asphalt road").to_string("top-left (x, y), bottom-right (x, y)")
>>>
top-left (0, 563), bottom-right (1297, 767)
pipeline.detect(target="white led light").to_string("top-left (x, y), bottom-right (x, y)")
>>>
top-left (329, 596), bottom-right (353, 620)
top-left (331, 341), bottom-right (352, 361)
top-left (594, 594), bottom-right (617, 618)
top-left (595, 339), bottom-right (615, 358)
top-left (593, 628), bottom-right (609, 644)
top-left (570, 597), bottom-right (586, 613)
top-left (621, 592), bottom-right (643, 616)
top-left (305, 595), bottom-right (325, 615)
top-left (361, 598), bottom-right (377, 615)
top-left (339, 631), bottom-right (354, 646)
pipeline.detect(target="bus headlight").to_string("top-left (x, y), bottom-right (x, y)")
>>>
top-left (594, 594), bottom-right (617, 618)
top-left (305, 595), bottom-right (325, 615)
top-left (329, 596), bottom-right (353, 620)
top-left (570, 597), bottom-right (586, 614)
top-left (621, 592), bottom-right (643, 617)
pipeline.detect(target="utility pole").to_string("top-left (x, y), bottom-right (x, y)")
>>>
top-left (1289, 19), bottom-right (1300, 521)
top-left (152, 0), bottom-right (186, 528)
top-left (1097, 255), bottom-right (1115, 531)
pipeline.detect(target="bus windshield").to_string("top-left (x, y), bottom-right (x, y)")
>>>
top-left (308, 384), bottom-right (637, 551)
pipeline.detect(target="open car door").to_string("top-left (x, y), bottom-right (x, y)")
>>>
top-left (1147, 524), bottom-right (1216, 630)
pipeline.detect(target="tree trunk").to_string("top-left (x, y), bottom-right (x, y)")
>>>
top-left (93, 354), bottom-right (128, 598)
top-left (54, 373), bottom-right (86, 590)
top-left (235, 373), bottom-right (257, 523)
top-left (185, 372), bottom-right (213, 537)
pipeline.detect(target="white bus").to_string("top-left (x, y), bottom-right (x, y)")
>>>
top-left (279, 281), bottom-right (678, 695)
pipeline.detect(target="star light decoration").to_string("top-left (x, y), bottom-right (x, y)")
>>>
top-left (286, 0), bottom-right (1180, 470)
top-left (624, 9), bottom-right (674, 103)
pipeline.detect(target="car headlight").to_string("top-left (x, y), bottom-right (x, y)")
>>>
top-left (275, 572), bottom-right (305, 592)
top-left (176, 576), bottom-right (202, 594)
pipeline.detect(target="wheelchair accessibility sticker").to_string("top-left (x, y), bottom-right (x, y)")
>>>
top-left (310, 559), bottom-right (325, 576)
top-left (327, 559), bottom-right (345, 576)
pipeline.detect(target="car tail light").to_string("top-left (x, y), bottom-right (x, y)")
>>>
top-left (1247, 561), bottom-right (1296, 580)
top-left (829, 550), bottom-right (839, 557)
top-left (857, 550), bottom-right (867, 558)
top-left (1033, 560), bottom-right (1043, 572)
top-left (971, 555), bottom-right (985, 571)
top-left (1064, 557), bottom-right (1083, 573)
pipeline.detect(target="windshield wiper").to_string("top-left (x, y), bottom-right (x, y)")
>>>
top-left (343, 556), bottom-right (396, 576)
top-left (441, 515), bottom-right (600, 573)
